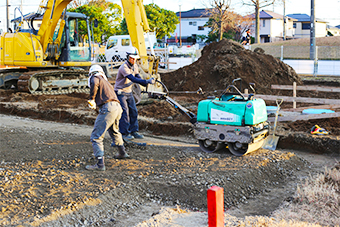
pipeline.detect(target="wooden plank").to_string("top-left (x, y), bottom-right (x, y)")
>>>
top-left (97, 61), bottom-right (124, 65)
top-left (283, 104), bottom-right (340, 112)
top-left (293, 82), bottom-right (296, 108)
top-left (159, 62), bottom-right (177, 64)
top-left (271, 85), bottom-right (340, 93)
top-left (256, 94), bottom-right (340, 105)
top-left (268, 112), bottom-right (340, 122)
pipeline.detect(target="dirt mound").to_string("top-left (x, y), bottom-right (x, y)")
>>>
top-left (161, 39), bottom-right (302, 94)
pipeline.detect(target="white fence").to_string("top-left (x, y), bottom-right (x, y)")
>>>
top-left (94, 48), bottom-right (169, 68)
top-left (249, 45), bottom-right (340, 60)
top-left (283, 60), bottom-right (340, 76)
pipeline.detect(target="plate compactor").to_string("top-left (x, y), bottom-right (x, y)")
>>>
top-left (147, 79), bottom-right (270, 156)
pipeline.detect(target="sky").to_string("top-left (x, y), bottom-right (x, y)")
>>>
top-left (1, 0), bottom-right (339, 33)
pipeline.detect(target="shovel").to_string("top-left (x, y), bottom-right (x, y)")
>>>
top-left (262, 98), bottom-right (283, 150)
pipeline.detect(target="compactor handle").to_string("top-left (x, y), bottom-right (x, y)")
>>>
top-left (219, 85), bottom-right (245, 100)
top-left (232, 78), bottom-right (242, 92)
top-left (155, 79), bottom-right (169, 94)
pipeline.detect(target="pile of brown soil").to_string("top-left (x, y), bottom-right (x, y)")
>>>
top-left (161, 39), bottom-right (302, 95)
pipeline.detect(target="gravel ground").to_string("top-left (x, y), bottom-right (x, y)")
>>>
top-left (1, 115), bottom-right (339, 226)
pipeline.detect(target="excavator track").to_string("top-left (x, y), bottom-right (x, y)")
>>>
top-left (17, 69), bottom-right (89, 95)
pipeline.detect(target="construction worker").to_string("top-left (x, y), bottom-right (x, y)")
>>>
top-left (114, 48), bottom-right (155, 140)
top-left (241, 29), bottom-right (251, 45)
top-left (86, 64), bottom-right (129, 171)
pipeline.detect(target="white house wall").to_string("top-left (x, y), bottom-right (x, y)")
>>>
top-left (286, 20), bottom-right (295, 37)
top-left (294, 23), bottom-right (309, 38)
top-left (260, 19), bottom-right (271, 35)
top-left (316, 22), bottom-right (327, 37)
top-left (270, 19), bottom-right (284, 38)
top-left (294, 22), bottom-right (327, 38)
top-left (172, 18), bottom-right (210, 37)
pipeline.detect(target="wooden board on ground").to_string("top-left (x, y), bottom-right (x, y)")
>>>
top-left (268, 112), bottom-right (340, 122)
top-left (282, 104), bottom-right (340, 112)
top-left (256, 94), bottom-right (340, 105)
top-left (271, 85), bottom-right (340, 93)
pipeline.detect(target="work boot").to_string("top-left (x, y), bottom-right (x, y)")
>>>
top-left (131, 132), bottom-right (144, 139)
top-left (114, 146), bottom-right (130, 159)
top-left (85, 156), bottom-right (105, 171)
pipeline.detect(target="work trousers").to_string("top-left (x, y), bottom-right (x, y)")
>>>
top-left (116, 92), bottom-right (139, 135)
top-left (90, 101), bottom-right (123, 158)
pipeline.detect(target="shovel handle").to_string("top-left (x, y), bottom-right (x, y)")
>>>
top-left (276, 98), bottom-right (283, 107)
top-left (273, 98), bottom-right (283, 135)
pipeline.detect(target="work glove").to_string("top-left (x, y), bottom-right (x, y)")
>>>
top-left (146, 78), bottom-right (155, 84)
top-left (87, 100), bottom-right (96, 110)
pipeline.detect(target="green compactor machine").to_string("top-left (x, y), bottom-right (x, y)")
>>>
top-left (148, 79), bottom-right (270, 156)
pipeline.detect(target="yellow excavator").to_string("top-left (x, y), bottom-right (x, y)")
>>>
top-left (120, 0), bottom-right (164, 103)
top-left (0, 0), bottom-right (92, 94)
top-left (0, 0), bottom-right (163, 98)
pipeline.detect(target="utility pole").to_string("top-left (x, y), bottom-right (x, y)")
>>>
top-left (6, 0), bottom-right (10, 32)
top-left (21, 0), bottom-right (23, 21)
top-left (310, 0), bottom-right (318, 76)
top-left (282, 0), bottom-right (286, 40)
top-left (179, 4), bottom-right (182, 47)
top-left (310, 0), bottom-right (316, 60)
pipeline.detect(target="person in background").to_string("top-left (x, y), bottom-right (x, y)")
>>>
top-left (86, 65), bottom-right (129, 171)
top-left (241, 29), bottom-right (251, 45)
top-left (114, 48), bottom-right (155, 140)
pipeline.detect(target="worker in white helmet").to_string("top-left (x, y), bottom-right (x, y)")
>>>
top-left (114, 47), bottom-right (155, 140)
top-left (86, 64), bottom-right (129, 171)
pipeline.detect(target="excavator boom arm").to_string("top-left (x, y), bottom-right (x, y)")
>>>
top-left (37, 0), bottom-right (72, 55)
top-left (121, 0), bottom-right (149, 57)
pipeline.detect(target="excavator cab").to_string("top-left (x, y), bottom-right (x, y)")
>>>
top-left (57, 12), bottom-right (92, 63)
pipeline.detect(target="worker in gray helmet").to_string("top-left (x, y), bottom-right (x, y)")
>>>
top-left (114, 47), bottom-right (155, 140)
top-left (86, 64), bottom-right (129, 171)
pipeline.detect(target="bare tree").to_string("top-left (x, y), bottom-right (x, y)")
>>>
top-left (206, 0), bottom-right (233, 41)
top-left (242, 0), bottom-right (276, 43)
top-left (205, 0), bottom-right (253, 42)
top-left (69, 0), bottom-right (88, 8)
top-left (234, 14), bottom-right (253, 42)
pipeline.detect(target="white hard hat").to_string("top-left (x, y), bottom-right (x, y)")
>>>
top-left (127, 47), bottom-right (140, 59)
top-left (89, 64), bottom-right (104, 75)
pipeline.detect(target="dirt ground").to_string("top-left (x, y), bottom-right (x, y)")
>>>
top-left (1, 114), bottom-right (339, 226)
top-left (0, 86), bottom-right (339, 226)
top-left (0, 39), bottom-right (339, 226)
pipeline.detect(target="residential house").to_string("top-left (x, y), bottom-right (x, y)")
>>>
top-left (168, 9), bottom-right (330, 45)
top-left (170, 9), bottom-right (298, 44)
top-left (286, 13), bottom-right (328, 38)
top-left (327, 25), bottom-right (340, 36)
top-left (249, 10), bottom-right (297, 43)
top-left (11, 13), bottom-right (43, 33)
top-left (168, 8), bottom-right (211, 45)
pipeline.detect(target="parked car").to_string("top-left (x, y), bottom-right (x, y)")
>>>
top-left (105, 33), bottom-right (157, 62)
